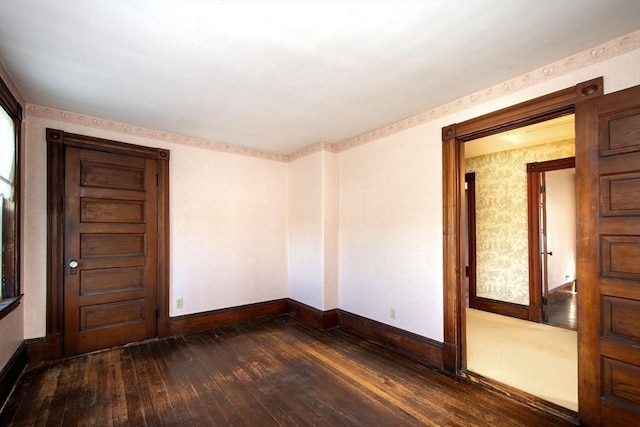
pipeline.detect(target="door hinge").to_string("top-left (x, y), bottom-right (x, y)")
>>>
top-left (156, 174), bottom-right (159, 186)
top-left (542, 296), bottom-right (548, 305)
top-left (540, 185), bottom-right (546, 194)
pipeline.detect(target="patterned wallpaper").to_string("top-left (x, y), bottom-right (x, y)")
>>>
top-left (466, 139), bottom-right (575, 305)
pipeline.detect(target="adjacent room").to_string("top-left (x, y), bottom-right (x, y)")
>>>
top-left (463, 116), bottom-right (579, 411)
top-left (0, 1), bottom-right (639, 425)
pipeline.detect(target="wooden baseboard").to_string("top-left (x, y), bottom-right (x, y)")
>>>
top-left (337, 310), bottom-right (443, 369)
top-left (25, 333), bottom-right (63, 365)
top-left (24, 337), bottom-right (45, 366)
top-left (287, 302), bottom-right (443, 371)
top-left (475, 297), bottom-right (529, 320)
top-left (287, 300), bottom-right (338, 330)
top-left (548, 281), bottom-right (575, 303)
top-left (0, 342), bottom-right (27, 407)
top-left (24, 333), bottom-right (64, 366)
top-left (23, 299), bottom-right (445, 377)
top-left (168, 298), bottom-right (289, 336)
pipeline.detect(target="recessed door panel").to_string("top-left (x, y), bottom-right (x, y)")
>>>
top-left (80, 266), bottom-right (146, 296)
top-left (81, 198), bottom-right (146, 223)
top-left (81, 158), bottom-right (146, 191)
top-left (80, 233), bottom-right (146, 258)
top-left (80, 299), bottom-right (146, 332)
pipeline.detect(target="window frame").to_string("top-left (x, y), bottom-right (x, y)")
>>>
top-left (0, 73), bottom-right (22, 320)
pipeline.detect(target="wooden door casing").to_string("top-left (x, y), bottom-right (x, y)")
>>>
top-left (576, 84), bottom-right (640, 425)
top-left (465, 172), bottom-right (478, 309)
top-left (442, 80), bottom-right (586, 373)
top-left (46, 129), bottom-right (170, 360)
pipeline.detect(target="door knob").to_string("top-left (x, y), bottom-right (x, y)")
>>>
top-left (69, 260), bottom-right (78, 275)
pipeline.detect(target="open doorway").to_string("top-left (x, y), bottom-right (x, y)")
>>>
top-left (464, 159), bottom-right (578, 327)
top-left (527, 158), bottom-right (577, 330)
top-left (463, 115), bottom-right (576, 318)
top-left (444, 79), bottom-right (640, 425)
top-left (462, 115), bottom-right (578, 412)
top-left (543, 167), bottom-right (577, 329)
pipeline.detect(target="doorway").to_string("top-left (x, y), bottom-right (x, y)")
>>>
top-left (46, 129), bottom-right (171, 358)
top-left (527, 157), bottom-right (576, 330)
top-left (462, 117), bottom-right (578, 411)
top-left (441, 79), bottom-right (592, 416)
top-left (462, 115), bottom-right (576, 323)
top-left (443, 79), bottom-right (640, 424)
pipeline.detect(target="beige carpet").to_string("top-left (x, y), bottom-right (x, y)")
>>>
top-left (466, 308), bottom-right (578, 411)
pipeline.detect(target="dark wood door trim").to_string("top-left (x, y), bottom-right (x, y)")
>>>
top-left (46, 129), bottom-right (170, 359)
top-left (441, 77), bottom-right (602, 376)
top-left (465, 172), bottom-right (477, 309)
top-left (526, 156), bottom-right (575, 323)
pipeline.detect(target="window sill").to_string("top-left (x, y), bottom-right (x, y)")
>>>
top-left (0, 295), bottom-right (22, 322)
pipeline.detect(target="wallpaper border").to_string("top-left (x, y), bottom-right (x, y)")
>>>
top-left (23, 30), bottom-right (640, 163)
top-left (288, 142), bottom-right (339, 162)
top-left (337, 30), bottom-right (640, 153)
top-left (25, 104), bottom-right (290, 163)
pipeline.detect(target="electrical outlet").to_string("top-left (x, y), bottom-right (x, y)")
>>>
top-left (390, 308), bottom-right (397, 320)
top-left (176, 298), bottom-right (184, 309)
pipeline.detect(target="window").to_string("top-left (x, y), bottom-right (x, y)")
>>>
top-left (0, 74), bottom-right (21, 316)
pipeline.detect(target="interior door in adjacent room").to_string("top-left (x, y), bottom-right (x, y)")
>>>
top-left (63, 146), bottom-right (159, 356)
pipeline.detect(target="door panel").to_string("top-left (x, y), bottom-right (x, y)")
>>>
top-left (80, 233), bottom-right (146, 257)
top-left (577, 84), bottom-right (640, 425)
top-left (80, 266), bottom-right (146, 295)
top-left (64, 147), bottom-right (158, 356)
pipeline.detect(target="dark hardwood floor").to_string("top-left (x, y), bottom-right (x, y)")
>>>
top-left (0, 316), bottom-right (574, 426)
top-left (547, 293), bottom-right (577, 331)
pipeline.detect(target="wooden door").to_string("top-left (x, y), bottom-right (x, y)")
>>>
top-left (64, 147), bottom-right (158, 356)
top-left (577, 84), bottom-right (640, 425)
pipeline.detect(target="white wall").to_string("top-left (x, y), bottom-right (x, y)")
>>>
top-left (288, 150), bottom-right (339, 310)
top-left (170, 145), bottom-right (288, 314)
top-left (0, 302), bottom-right (23, 371)
top-left (339, 126), bottom-right (442, 338)
top-left (288, 152), bottom-right (324, 308)
top-left (338, 50), bottom-right (640, 342)
top-left (322, 151), bottom-right (339, 310)
top-left (14, 38), bottom-right (640, 346)
top-left (22, 115), bottom-right (288, 339)
top-left (546, 169), bottom-right (577, 291)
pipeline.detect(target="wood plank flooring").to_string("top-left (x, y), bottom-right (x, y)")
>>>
top-left (0, 316), bottom-right (575, 426)
top-left (547, 293), bottom-right (577, 331)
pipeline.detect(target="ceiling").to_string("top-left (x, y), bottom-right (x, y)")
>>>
top-left (466, 114), bottom-right (575, 159)
top-left (0, 1), bottom-right (638, 155)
